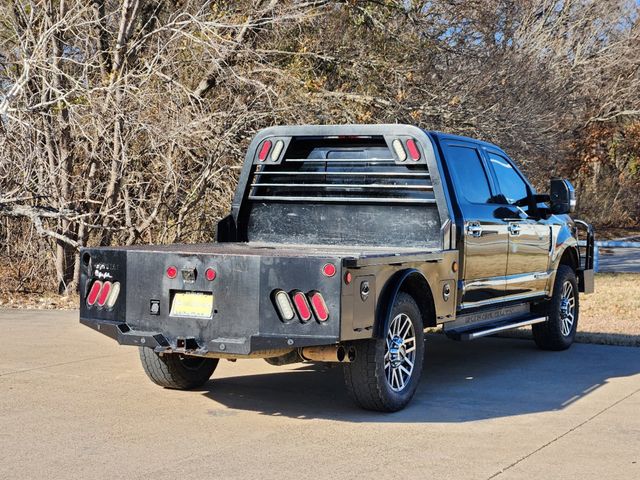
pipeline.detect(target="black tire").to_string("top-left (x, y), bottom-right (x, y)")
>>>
top-left (138, 347), bottom-right (218, 389)
top-left (532, 265), bottom-right (579, 351)
top-left (343, 292), bottom-right (425, 412)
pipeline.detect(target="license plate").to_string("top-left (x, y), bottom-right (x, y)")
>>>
top-left (170, 292), bottom-right (213, 318)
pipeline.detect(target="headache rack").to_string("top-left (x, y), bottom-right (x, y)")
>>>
top-left (247, 136), bottom-right (435, 205)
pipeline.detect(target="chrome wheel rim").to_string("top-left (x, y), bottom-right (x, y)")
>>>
top-left (384, 313), bottom-right (416, 392)
top-left (559, 281), bottom-right (576, 337)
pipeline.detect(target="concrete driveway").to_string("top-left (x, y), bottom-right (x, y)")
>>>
top-left (598, 247), bottom-right (640, 273)
top-left (0, 309), bottom-right (638, 480)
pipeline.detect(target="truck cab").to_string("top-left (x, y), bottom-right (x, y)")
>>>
top-left (80, 124), bottom-right (594, 412)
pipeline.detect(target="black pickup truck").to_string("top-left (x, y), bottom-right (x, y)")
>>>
top-left (80, 124), bottom-right (594, 412)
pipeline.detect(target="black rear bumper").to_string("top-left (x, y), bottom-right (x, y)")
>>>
top-left (80, 317), bottom-right (338, 356)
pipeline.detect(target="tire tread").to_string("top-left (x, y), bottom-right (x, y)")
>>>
top-left (138, 347), bottom-right (218, 389)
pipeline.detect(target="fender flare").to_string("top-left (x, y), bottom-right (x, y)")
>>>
top-left (373, 268), bottom-right (433, 339)
top-left (548, 242), bottom-right (579, 293)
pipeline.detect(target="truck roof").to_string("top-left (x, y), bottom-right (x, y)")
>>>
top-left (426, 130), bottom-right (507, 153)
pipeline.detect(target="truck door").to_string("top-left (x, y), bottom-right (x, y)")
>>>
top-left (442, 141), bottom-right (509, 308)
top-left (484, 151), bottom-right (550, 297)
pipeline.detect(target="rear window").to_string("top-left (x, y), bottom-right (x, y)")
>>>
top-left (445, 146), bottom-right (492, 204)
top-left (244, 136), bottom-right (441, 248)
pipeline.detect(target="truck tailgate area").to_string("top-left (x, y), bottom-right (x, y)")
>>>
top-left (80, 242), bottom-right (443, 356)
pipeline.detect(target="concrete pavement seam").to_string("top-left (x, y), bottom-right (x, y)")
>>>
top-left (486, 385), bottom-right (640, 479)
top-left (0, 354), bottom-right (123, 378)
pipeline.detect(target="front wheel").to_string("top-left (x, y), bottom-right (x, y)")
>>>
top-left (139, 347), bottom-right (218, 389)
top-left (532, 265), bottom-right (579, 351)
top-left (343, 292), bottom-right (425, 412)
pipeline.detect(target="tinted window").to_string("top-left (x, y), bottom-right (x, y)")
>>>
top-left (447, 146), bottom-right (492, 204)
top-left (488, 153), bottom-right (528, 204)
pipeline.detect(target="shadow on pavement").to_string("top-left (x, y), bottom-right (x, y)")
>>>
top-left (198, 334), bottom-right (640, 423)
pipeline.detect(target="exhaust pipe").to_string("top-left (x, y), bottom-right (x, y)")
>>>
top-left (300, 345), bottom-right (356, 363)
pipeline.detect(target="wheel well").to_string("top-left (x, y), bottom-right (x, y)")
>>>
top-left (399, 273), bottom-right (437, 329)
top-left (559, 247), bottom-right (579, 272)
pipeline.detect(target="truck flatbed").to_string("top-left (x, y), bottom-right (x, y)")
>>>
top-left (101, 242), bottom-right (444, 267)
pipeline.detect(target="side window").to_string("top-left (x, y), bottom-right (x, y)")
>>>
top-left (488, 153), bottom-right (528, 204)
top-left (446, 146), bottom-right (492, 204)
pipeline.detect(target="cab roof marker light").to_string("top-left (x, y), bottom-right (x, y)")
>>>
top-left (270, 140), bottom-right (284, 161)
top-left (406, 138), bottom-right (421, 161)
top-left (105, 282), bottom-right (121, 309)
top-left (392, 139), bottom-right (407, 162)
top-left (274, 290), bottom-right (295, 322)
top-left (258, 140), bottom-right (272, 162)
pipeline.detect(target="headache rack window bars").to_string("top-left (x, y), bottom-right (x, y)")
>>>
top-left (248, 153), bottom-right (435, 205)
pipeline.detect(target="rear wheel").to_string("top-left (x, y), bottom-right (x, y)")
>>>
top-left (343, 292), bottom-right (425, 412)
top-left (532, 265), bottom-right (579, 351)
top-left (138, 347), bottom-right (218, 389)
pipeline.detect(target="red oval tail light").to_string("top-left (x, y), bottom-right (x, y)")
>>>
top-left (87, 281), bottom-right (103, 306)
top-left (97, 281), bottom-right (112, 307)
top-left (310, 292), bottom-right (329, 322)
top-left (292, 291), bottom-right (312, 322)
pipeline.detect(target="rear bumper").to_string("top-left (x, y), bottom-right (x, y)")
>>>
top-left (80, 317), bottom-right (338, 356)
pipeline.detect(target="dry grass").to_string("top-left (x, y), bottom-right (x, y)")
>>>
top-left (0, 292), bottom-right (79, 310)
top-left (501, 273), bottom-right (640, 346)
top-left (576, 273), bottom-right (640, 346)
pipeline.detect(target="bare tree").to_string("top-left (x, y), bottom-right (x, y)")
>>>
top-left (0, 0), bottom-right (638, 296)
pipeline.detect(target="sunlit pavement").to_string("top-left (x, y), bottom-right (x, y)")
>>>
top-left (0, 309), bottom-right (638, 480)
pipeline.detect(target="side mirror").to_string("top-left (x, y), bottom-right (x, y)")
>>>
top-left (549, 178), bottom-right (576, 214)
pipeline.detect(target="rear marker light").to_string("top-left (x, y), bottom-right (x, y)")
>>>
top-left (344, 272), bottom-right (352, 284)
top-left (258, 140), bottom-right (272, 162)
top-left (105, 282), bottom-right (121, 309)
top-left (87, 281), bottom-right (103, 306)
top-left (310, 292), bottom-right (329, 322)
top-left (270, 140), bottom-right (284, 161)
top-left (322, 263), bottom-right (336, 277)
top-left (97, 281), bottom-right (112, 307)
top-left (274, 290), bottom-right (295, 322)
top-left (406, 138), bottom-right (421, 161)
top-left (166, 266), bottom-right (177, 279)
top-left (392, 139), bottom-right (407, 162)
top-left (205, 268), bottom-right (216, 281)
top-left (292, 291), bottom-right (312, 322)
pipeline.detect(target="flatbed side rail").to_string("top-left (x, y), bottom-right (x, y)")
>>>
top-left (343, 251), bottom-right (444, 268)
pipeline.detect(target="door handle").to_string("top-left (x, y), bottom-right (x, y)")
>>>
top-left (508, 223), bottom-right (521, 236)
top-left (466, 223), bottom-right (483, 238)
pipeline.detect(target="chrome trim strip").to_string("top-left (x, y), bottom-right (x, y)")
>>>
top-left (504, 271), bottom-right (551, 285)
top-left (460, 291), bottom-right (547, 310)
top-left (465, 316), bottom-right (547, 340)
